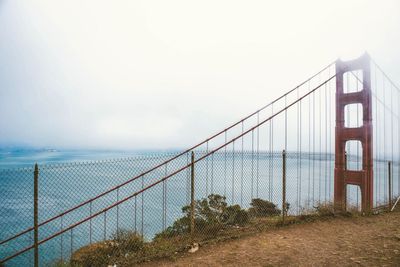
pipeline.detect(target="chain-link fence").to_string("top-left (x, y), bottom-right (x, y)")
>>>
top-left (1, 149), bottom-right (399, 266)
top-left (2, 59), bottom-right (400, 266)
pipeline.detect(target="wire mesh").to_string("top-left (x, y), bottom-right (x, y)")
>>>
top-left (2, 150), bottom-right (398, 266)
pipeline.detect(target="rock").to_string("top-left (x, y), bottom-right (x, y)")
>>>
top-left (189, 243), bottom-right (199, 253)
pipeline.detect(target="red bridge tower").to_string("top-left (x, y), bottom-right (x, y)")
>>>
top-left (334, 53), bottom-right (373, 212)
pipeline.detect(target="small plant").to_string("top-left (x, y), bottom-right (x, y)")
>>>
top-left (111, 229), bottom-right (144, 252)
top-left (314, 202), bottom-right (335, 217)
top-left (71, 241), bottom-right (114, 267)
top-left (71, 229), bottom-right (143, 267)
top-left (249, 198), bottom-right (281, 217)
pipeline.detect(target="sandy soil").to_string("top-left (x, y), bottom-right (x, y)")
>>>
top-left (141, 211), bottom-right (400, 267)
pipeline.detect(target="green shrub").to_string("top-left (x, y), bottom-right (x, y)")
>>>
top-left (196, 194), bottom-right (227, 224)
top-left (235, 209), bottom-right (250, 225)
top-left (156, 194), bottom-right (249, 239)
top-left (223, 205), bottom-right (249, 226)
top-left (249, 198), bottom-right (281, 217)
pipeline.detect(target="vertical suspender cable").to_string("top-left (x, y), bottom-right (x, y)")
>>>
top-left (329, 66), bottom-right (332, 199)
top-left (284, 96), bottom-right (288, 213)
top-left (206, 141), bottom-right (209, 197)
top-left (376, 66), bottom-right (379, 205)
top-left (224, 131), bottom-right (227, 197)
top-left (384, 75), bottom-right (387, 202)
top-left (391, 84), bottom-right (394, 198)
top-left (308, 83), bottom-right (311, 207)
top-left (257, 112), bottom-right (260, 198)
top-left (297, 89), bottom-right (300, 213)
top-left (285, 96), bottom-right (287, 151)
top-left (251, 129), bottom-right (254, 202)
top-left (325, 82), bottom-right (328, 202)
top-left (299, 92), bottom-right (302, 211)
top-left (313, 87), bottom-right (316, 204)
top-left (270, 105), bottom-right (274, 201)
top-left (374, 64), bottom-right (379, 206)
top-left (232, 140), bottom-right (235, 204)
top-left (319, 79), bottom-right (322, 203)
top-left (241, 121), bottom-right (244, 206)
top-left (397, 87), bottom-right (400, 196)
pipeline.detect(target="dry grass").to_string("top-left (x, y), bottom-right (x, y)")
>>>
top-left (65, 199), bottom-right (394, 267)
top-left (68, 202), bottom-right (355, 267)
top-left (143, 210), bottom-right (400, 267)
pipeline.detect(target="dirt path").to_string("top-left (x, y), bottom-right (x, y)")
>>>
top-left (142, 212), bottom-right (400, 267)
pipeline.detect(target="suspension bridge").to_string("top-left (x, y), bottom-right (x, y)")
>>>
top-left (1, 53), bottom-right (399, 266)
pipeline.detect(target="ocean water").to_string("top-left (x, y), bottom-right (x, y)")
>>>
top-left (0, 149), bottom-right (398, 266)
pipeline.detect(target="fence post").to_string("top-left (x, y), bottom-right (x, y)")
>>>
top-left (388, 161), bottom-right (392, 210)
top-left (282, 150), bottom-right (286, 224)
top-left (190, 151), bottom-right (195, 240)
top-left (34, 164), bottom-right (39, 267)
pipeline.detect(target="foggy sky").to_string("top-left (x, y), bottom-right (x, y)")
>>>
top-left (0, 0), bottom-right (399, 150)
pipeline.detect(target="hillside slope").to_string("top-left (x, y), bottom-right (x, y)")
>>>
top-left (143, 211), bottom-right (400, 266)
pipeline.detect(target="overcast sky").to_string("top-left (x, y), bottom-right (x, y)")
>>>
top-left (0, 0), bottom-right (399, 150)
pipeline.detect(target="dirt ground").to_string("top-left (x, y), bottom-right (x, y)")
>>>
top-left (142, 211), bottom-right (400, 267)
